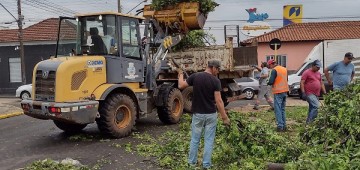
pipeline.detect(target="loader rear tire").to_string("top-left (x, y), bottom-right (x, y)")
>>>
top-left (157, 88), bottom-right (184, 124)
top-left (182, 86), bottom-right (193, 113)
top-left (96, 94), bottom-right (136, 138)
top-left (53, 120), bottom-right (87, 133)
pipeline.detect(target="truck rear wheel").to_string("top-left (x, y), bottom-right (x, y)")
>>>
top-left (182, 86), bottom-right (193, 113)
top-left (221, 91), bottom-right (229, 107)
top-left (157, 88), bottom-right (184, 124)
top-left (53, 120), bottom-right (87, 133)
top-left (97, 94), bottom-right (136, 138)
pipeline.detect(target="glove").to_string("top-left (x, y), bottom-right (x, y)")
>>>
top-left (301, 93), bottom-right (307, 101)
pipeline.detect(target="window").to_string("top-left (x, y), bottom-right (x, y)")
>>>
top-left (122, 19), bottom-right (140, 59)
top-left (9, 58), bottom-right (21, 83)
top-left (266, 55), bottom-right (287, 67)
top-left (66, 15), bottom-right (118, 56)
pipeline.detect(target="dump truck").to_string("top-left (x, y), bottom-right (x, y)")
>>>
top-left (158, 39), bottom-right (257, 112)
top-left (20, 2), bottom-right (253, 138)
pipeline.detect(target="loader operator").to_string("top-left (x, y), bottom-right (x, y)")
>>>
top-left (178, 59), bottom-right (230, 169)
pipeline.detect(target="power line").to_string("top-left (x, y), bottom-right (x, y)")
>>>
top-left (38, 0), bottom-right (77, 14)
top-left (25, 0), bottom-right (75, 15)
top-left (204, 22), bottom-right (360, 30)
top-left (207, 16), bottom-right (360, 22)
top-left (23, 0), bottom-right (74, 17)
top-left (0, 2), bottom-right (17, 21)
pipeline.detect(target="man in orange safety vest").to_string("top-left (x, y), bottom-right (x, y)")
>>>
top-left (267, 59), bottom-right (289, 132)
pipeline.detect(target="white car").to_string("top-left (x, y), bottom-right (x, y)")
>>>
top-left (15, 84), bottom-right (32, 100)
top-left (234, 77), bottom-right (260, 100)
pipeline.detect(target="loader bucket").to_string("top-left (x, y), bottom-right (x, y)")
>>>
top-left (143, 2), bottom-right (206, 34)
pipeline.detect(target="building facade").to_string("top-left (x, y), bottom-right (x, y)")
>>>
top-left (244, 21), bottom-right (360, 72)
top-left (0, 18), bottom-right (59, 94)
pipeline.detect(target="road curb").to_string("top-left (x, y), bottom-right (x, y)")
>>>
top-left (0, 111), bottom-right (23, 119)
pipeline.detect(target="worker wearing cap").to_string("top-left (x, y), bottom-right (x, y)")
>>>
top-left (178, 59), bottom-right (230, 169)
top-left (324, 52), bottom-right (355, 90)
top-left (267, 59), bottom-right (289, 132)
top-left (300, 60), bottom-right (327, 123)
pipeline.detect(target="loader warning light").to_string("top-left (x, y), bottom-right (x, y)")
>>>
top-left (49, 107), bottom-right (61, 113)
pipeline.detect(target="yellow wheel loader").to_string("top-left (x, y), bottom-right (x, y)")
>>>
top-left (21, 2), bottom-right (206, 138)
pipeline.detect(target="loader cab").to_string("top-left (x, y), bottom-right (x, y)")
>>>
top-left (56, 13), bottom-right (145, 83)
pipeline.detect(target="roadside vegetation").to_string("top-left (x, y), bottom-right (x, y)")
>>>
top-left (24, 82), bottom-right (360, 169)
top-left (151, 0), bottom-right (218, 15)
top-left (132, 81), bottom-right (360, 169)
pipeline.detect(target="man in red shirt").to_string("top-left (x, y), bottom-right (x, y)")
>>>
top-left (300, 60), bottom-right (327, 123)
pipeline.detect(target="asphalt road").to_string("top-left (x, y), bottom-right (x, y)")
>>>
top-left (0, 97), bottom-right (291, 169)
top-left (0, 101), bottom-right (178, 170)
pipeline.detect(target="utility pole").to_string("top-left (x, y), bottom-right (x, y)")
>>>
top-left (18, 0), bottom-right (26, 84)
top-left (118, 0), bottom-right (121, 13)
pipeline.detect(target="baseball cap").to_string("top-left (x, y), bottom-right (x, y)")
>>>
top-left (345, 52), bottom-right (354, 59)
top-left (208, 59), bottom-right (222, 70)
top-left (267, 59), bottom-right (276, 65)
top-left (312, 60), bottom-right (322, 68)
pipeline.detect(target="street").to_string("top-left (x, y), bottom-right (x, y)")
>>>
top-left (0, 98), bottom-right (173, 170)
top-left (0, 97), bottom-right (305, 169)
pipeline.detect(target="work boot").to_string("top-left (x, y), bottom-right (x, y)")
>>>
top-left (188, 163), bottom-right (197, 170)
top-left (253, 104), bottom-right (259, 110)
top-left (276, 127), bottom-right (286, 132)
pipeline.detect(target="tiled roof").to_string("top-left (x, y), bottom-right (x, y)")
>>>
top-left (243, 21), bottom-right (360, 43)
top-left (0, 18), bottom-right (76, 43)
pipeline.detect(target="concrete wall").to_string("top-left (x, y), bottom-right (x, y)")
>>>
top-left (257, 41), bottom-right (321, 71)
top-left (0, 44), bottom-right (55, 94)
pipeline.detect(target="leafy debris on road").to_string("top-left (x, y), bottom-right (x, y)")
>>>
top-left (24, 158), bottom-right (89, 170)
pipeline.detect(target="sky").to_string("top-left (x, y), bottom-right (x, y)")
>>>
top-left (1, 0), bottom-right (360, 44)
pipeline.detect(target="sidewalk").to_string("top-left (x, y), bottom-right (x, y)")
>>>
top-left (0, 96), bottom-right (310, 120)
top-left (282, 97), bottom-right (308, 106)
top-left (0, 97), bottom-right (23, 119)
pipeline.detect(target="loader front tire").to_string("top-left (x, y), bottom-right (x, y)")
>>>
top-left (157, 88), bottom-right (184, 124)
top-left (97, 94), bottom-right (136, 138)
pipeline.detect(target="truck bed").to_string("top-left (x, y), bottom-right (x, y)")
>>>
top-left (167, 44), bottom-right (257, 72)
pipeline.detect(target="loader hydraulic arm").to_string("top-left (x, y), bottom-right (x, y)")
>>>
top-left (142, 2), bottom-right (207, 90)
top-left (142, 18), bottom-right (184, 90)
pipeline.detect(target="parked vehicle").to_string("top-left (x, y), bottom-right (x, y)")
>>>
top-left (16, 84), bottom-right (32, 100)
top-left (288, 39), bottom-right (360, 96)
top-left (234, 77), bottom-right (259, 100)
top-left (168, 44), bottom-right (257, 109)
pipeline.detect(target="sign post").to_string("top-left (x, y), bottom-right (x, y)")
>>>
top-left (269, 38), bottom-right (281, 62)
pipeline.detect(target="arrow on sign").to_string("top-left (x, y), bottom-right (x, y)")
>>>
top-left (289, 7), bottom-right (301, 17)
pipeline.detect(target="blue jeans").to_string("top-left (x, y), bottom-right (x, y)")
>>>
top-left (274, 92), bottom-right (287, 129)
top-left (188, 113), bottom-right (217, 168)
top-left (306, 94), bottom-right (319, 123)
